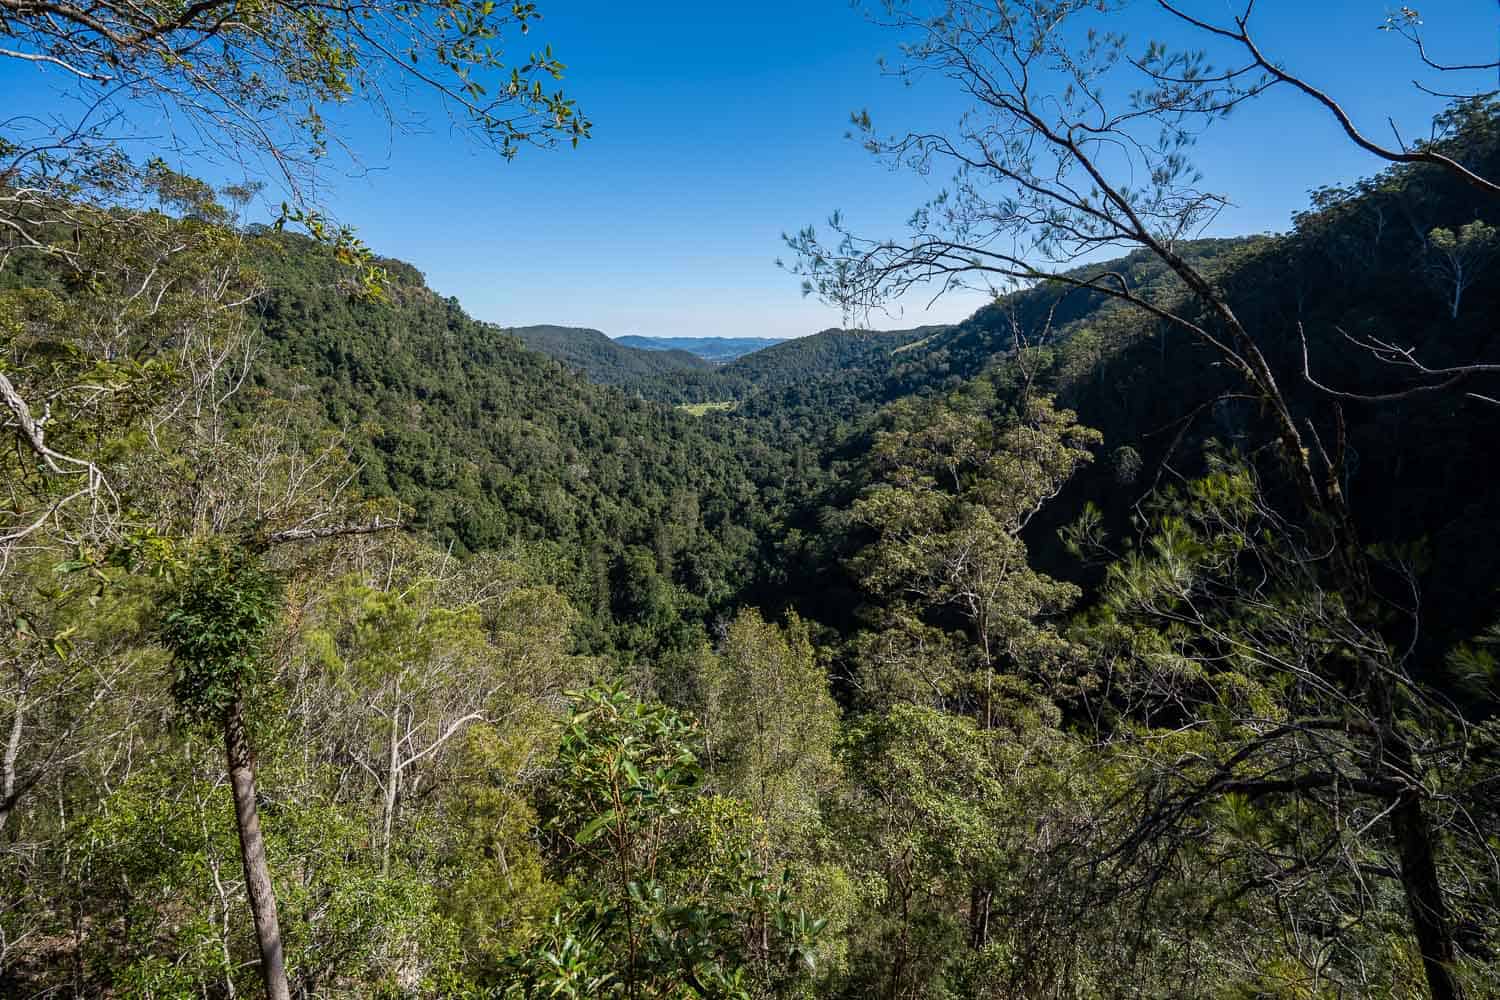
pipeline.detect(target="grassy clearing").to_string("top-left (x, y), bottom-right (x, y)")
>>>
top-left (891, 332), bottom-right (938, 355)
top-left (676, 400), bottom-right (738, 416)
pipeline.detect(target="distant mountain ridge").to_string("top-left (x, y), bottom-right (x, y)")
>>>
top-left (497, 242), bottom-right (1253, 418)
top-left (615, 335), bottom-right (784, 363)
top-left (501, 324), bottom-right (712, 385)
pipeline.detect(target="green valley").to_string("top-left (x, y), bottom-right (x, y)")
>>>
top-left (4, 3), bottom-right (1500, 999)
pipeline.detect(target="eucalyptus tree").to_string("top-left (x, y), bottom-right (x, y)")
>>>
top-left (786, 2), bottom-right (1495, 994)
top-left (288, 552), bottom-right (584, 877)
top-left (0, 186), bottom-right (411, 996)
top-left (0, 188), bottom-right (263, 894)
top-left (1423, 221), bottom-right (1498, 320)
top-left (848, 393), bottom-right (1098, 727)
top-left (697, 608), bottom-right (840, 849)
top-left (1, 1), bottom-right (590, 988)
top-left (160, 544), bottom-right (289, 1000)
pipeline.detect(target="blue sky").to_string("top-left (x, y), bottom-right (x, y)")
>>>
top-left (6, 2), bottom-right (1498, 338)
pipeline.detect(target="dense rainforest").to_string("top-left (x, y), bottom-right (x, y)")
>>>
top-left (4, 1), bottom-right (1500, 999)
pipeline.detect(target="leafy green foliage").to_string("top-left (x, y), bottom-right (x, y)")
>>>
top-left (510, 687), bottom-right (827, 999)
top-left (0, 0), bottom-right (591, 203)
top-left (840, 392), bottom-right (1098, 719)
top-left (7, 78), bottom-right (1500, 1000)
top-left (694, 609), bottom-right (840, 851)
top-left (160, 545), bottom-right (283, 720)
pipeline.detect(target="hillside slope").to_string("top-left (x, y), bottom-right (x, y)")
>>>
top-left (244, 245), bottom-right (794, 647)
top-left (759, 124), bottom-right (1500, 662)
top-left (616, 334), bottom-right (783, 362)
top-left (700, 241), bottom-right (1253, 456)
top-left (501, 324), bottom-right (714, 386)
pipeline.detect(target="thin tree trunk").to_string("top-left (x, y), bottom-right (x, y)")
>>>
top-left (888, 852), bottom-right (913, 1000)
top-left (224, 699), bottom-right (290, 1000)
top-left (0, 690), bottom-right (23, 835)
top-left (1393, 792), bottom-right (1462, 1000)
top-left (1363, 644), bottom-right (1464, 1000)
top-left (382, 702), bottom-right (401, 876)
top-left (978, 623), bottom-right (993, 730)
top-left (968, 884), bottom-right (992, 950)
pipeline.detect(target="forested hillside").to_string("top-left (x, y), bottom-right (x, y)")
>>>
top-left (722, 242), bottom-right (1249, 447)
top-left (626, 325), bottom-right (939, 406)
top-left (501, 324), bottom-right (713, 385)
top-left (550, 243), bottom-right (1246, 443)
top-left (786, 144), bottom-right (1500, 641)
top-left (5, 2), bottom-right (1500, 999)
top-left (243, 243), bottom-right (803, 656)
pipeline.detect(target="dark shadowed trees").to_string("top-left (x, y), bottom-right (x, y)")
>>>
top-left (786, 3), bottom-right (1497, 995)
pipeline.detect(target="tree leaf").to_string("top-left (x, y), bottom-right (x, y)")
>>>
top-left (576, 810), bottom-right (614, 845)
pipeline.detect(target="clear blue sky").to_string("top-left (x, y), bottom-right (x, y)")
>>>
top-left (5, 2), bottom-right (1497, 338)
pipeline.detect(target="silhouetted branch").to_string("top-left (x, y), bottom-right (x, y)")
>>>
top-left (1298, 324), bottom-right (1500, 405)
top-left (261, 516), bottom-right (403, 546)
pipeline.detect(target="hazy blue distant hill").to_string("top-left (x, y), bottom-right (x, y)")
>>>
top-left (503, 324), bottom-right (713, 385)
top-left (615, 335), bottom-right (784, 362)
